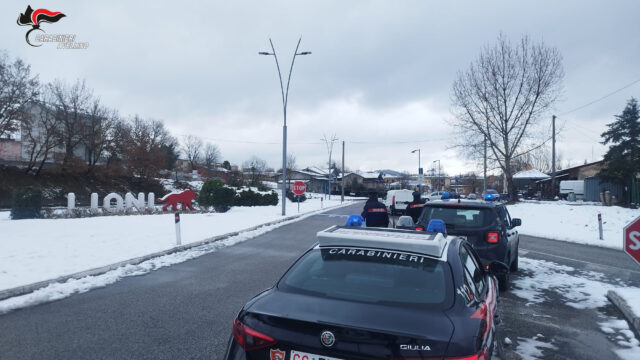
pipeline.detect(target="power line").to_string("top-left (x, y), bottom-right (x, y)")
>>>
top-left (558, 77), bottom-right (640, 116)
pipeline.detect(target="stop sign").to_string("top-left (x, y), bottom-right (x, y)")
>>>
top-left (292, 181), bottom-right (306, 195)
top-left (624, 215), bottom-right (640, 266)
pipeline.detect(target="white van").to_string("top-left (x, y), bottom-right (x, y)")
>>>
top-left (559, 180), bottom-right (584, 200)
top-left (383, 189), bottom-right (414, 215)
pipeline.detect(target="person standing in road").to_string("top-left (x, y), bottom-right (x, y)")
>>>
top-left (406, 191), bottom-right (426, 224)
top-left (361, 191), bottom-right (389, 228)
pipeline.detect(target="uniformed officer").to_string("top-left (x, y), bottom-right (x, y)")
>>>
top-left (405, 191), bottom-right (426, 224)
top-left (361, 191), bottom-right (389, 228)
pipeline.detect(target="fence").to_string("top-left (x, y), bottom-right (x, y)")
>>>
top-left (584, 176), bottom-right (625, 202)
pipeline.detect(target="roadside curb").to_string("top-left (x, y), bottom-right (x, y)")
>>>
top-left (0, 201), bottom-right (357, 302)
top-left (607, 290), bottom-right (640, 339)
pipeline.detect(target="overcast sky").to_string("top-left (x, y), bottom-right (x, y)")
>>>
top-left (2, 1), bottom-right (639, 175)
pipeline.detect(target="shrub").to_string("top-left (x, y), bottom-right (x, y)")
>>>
top-left (199, 179), bottom-right (225, 207)
top-left (286, 190), bottom-right (306, 203)
top-left (11, 187), bottom-right (43, 219)
top-left (236, 189), bottom-right (279, 206)
top-left (212, 187), bottom-right (236, 212)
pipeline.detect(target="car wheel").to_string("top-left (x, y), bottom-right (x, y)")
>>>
top-left (510, 250), bottom-right (519, 272)
top-left (497, 272), bottom-right (510, 292)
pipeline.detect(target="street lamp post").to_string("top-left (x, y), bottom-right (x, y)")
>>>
top-left (411, 149), bottom-right (421, 192)
top-left (433, 160), bottom-right (441, 191)
top-left (259, 38), bottom-right (311, 216)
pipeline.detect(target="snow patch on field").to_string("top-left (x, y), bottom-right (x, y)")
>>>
top-left (516, 334), bottom-right (557, 359)
top-left (0, 196), bottom-right (355, 292)
top-left (507, 201), bottom-right (639, 249)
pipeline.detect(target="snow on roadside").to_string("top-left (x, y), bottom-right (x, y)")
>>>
top-left (0, 213), bottom-right (324, 314)
top-left (516, 334), bottom-right (557, 360)
top-left (507, 201), bottom-right (639, 249)
top-left (598, 318), bottom-right (640, 359)
top-left (513, 257), bottom-right (634, 309)
top-left (0, 196), bottom-right (356, 292)
top-left (615, 287), bottom-right (640, 320)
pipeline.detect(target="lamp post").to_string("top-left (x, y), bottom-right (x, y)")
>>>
top-left (259, 38), bottom-right (311, 216)
top-left (433, 160), bottom-right (441, 191)
top-left (411, 149), bottom-right (421, 192)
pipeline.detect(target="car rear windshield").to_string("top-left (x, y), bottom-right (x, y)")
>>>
top-left (419, 206), bottom-right (494, 228)
top-left (278, 248), bottom-right (452, 308)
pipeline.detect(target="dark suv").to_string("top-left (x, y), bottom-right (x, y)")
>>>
top-left (416, 199), bottom-right (521, 291)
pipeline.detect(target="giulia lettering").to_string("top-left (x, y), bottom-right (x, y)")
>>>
top-left (400, 344), bottom-right (432, 351)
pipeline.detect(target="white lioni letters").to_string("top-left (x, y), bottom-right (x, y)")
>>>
top-left (67, 192), bottom-right (155, 212)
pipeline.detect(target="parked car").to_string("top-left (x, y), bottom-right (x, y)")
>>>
top-left (426, 191), bottom-right (446, 201)
top-left (467, 193), bottom-right (478, 200)
top-left (416, 198), bottom-right (521, 291)
top-left (224, 225), bottom-right (504, 360)
top-left (482, 189), bottom-right (501, 201)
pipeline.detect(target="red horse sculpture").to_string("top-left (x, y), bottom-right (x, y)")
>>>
top-left (157, 189), bottom-right (195, 211)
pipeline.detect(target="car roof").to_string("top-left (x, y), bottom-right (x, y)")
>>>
top-left (317, 226), bottom-right (450, 260)
top-left (426, 199), bottom-right (501, 208)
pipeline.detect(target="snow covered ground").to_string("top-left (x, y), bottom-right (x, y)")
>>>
top-left (512, 257), bottom-right (640, 359)
top-left (616, 288), bottom-right (640, 322)
top-left (0, 194), bottom-right (355, 293)
top-left (507, 201), bottom-right (639, 249)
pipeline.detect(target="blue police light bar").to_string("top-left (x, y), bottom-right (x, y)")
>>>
top-left (345, 214), bottom-right (364, 227)
top-left (484, 193), bottom-right (495, 201)
top-left (426, 219), bottom-right (447, 235)
top-left (441, 192), bottom-right (451, 200)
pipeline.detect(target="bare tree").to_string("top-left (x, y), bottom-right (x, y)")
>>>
top-left (242, 156), bottom-right (268, 187)
top-left (451, 34), bottom-right (563, 196)
top-left (203, 142), bottom-right (221, 177)
top-left (286, 153), bottom-right (297, 186)
top-left (22, 101), bottom-right (61, 175)
top-left (182, 135), bottom-right (203, 171)
top-left (105, 118), bottom-right (131, 167)
top-left (48, 79), bottom-right (93, 166)
top-left (125, 116), bottom-right (170, 178)
top-left (84, 99), bottom-right (117, 172)
top-left (0, 52), bottom-right (39, 139)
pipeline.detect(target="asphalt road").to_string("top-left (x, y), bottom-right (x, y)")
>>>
top-left (1, 203), bottom-right (638, 360)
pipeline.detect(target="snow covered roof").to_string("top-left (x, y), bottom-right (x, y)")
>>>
top-left (513, 169), bottom-right (550, 179)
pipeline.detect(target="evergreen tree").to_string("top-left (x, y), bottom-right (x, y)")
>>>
top-left (598, 98), bottom-right (640, 191)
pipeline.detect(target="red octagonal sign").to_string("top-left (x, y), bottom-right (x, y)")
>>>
top-left (624, 215), bottom-right (640, 266)
top-left (292, 181), bottom-right (306, 195)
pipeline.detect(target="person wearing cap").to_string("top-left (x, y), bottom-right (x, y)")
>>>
top-left (361, 191), bottom-right (389, 228)
top-left (406, 191), bottom-right (426, 224)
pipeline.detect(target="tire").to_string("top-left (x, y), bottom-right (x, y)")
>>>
top-left (510, 250), bottom-right (519, 272)
top-left (497, 272), bottom-right (510, 292)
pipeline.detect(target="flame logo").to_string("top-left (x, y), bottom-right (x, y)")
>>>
top-left (17, 5), bottom-right (66, 47)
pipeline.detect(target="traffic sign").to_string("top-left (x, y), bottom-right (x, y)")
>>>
top-left (624, 215), bottom-right (640, 266)
top-left (292, 181), bottom-right (306, 195)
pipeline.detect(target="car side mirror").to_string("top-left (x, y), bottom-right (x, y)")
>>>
top-left (487, 261), bottom-right (509, 276)
top-left (511, 218), bottom-right (522, 227)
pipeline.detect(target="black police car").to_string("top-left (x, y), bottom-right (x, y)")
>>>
top-left (415, 195), bottom-right (521, 291)
top-left (224, 224), bottom-right (506, 360)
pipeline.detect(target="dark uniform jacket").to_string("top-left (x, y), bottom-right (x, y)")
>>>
top-left (361, 199), bottom-right (389, 228)
top-left (405, 198), bottom-right (426, 224)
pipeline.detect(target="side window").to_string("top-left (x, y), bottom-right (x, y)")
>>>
top-left (460, 245), bottom-right (486, 297)
top-left (497, 206), bottom-right (511, 229)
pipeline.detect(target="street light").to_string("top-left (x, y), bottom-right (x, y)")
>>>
top-left (433, 159), bottom-right (441, 191)
top-left (259, 38), bottom-right (311, 216)
top-left (411, 149), bottom-right (421, 192)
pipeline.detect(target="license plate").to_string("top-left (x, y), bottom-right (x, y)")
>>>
top-left (290, 350), bottom-right (343, 360)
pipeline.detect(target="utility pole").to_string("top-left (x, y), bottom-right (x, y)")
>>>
top-left (341, 141), bottom-right (345, 203)
top-left (483, 135), bottom-right (487, 194)
top-left (551, 115), bottom-right (556, 199)
top-left (322, 134), bottom-right (338, 200)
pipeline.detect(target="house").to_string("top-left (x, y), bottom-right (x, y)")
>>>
top-left (512, 168), bottom-right (550, 196)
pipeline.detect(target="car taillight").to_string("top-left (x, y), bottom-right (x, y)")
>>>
top-left (232, 318), bottom-right (276, 351)
top-left (392, 195), bottom-right (396, 204)
top-left (415, 226), bottom-right (424, 231)
top-left (487, 232), bottom-right (499, 243)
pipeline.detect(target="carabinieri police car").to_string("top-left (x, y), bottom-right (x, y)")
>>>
top-left (224, 219), bottom-right (507, 360)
